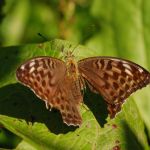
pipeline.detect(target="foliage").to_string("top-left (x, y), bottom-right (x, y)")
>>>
top-left (0, 39), bottom-right (149, 149)
top-left (0, 0), bottom-right (150, 149)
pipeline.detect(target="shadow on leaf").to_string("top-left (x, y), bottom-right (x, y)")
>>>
top-left (84, 86), bottom-right (108, 127)
top-left (144, 124), bottom-right (150, 146)
top-left (0, 83), bottom-right (77, 134)
top-left (0, 83), bottom-right (109, 135)
top-left (122, 121), bottom-right (145, 150)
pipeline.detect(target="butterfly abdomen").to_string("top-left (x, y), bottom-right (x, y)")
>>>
top-left (72, 79), bottom-right (83, 103)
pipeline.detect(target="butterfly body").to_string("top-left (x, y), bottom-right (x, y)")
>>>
top-left (16, 54), bottom-right (150, 126)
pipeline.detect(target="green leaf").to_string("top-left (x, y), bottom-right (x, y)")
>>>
top-left (0, 127), bottom-right (21, 148)
top-left (15, 140), bottom-right (36, 150)
top-left (0, 39), bottom-right (149, 149)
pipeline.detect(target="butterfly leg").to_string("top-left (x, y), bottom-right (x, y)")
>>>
top-left (81, 103), bottom-right (89, 111)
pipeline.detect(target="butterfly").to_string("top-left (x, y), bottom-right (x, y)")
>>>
top-left (16, 51), bottom-right (150, 126)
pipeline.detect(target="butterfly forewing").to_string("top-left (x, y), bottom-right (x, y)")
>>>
top-left (16, 56), bottom-right (82, 126)
top-left (16, 56), bottom-right (66, 100)
top-left (78, 57), bottom-right (150, 118)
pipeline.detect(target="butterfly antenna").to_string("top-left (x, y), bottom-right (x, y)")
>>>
top-left (37, 33), bottom-right (48, 41)
top-left (61, 45), bottom-right (65, 54)
top-left (82, 103), bottom-right (89, 111)
top-left (37, 33), bottom-right (57, 57)
top-left (71, 44), bottom-right (79, 55)
top-left (60, 45), bottom-right (67, 59)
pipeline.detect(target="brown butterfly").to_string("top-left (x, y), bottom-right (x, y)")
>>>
top-left (16, 51), bottom-right (150, 126)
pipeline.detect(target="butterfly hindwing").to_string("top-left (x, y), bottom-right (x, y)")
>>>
top-left (78, 57), bottom-right (150, 117)
top-left (52, 76), bottom-right (82, 126)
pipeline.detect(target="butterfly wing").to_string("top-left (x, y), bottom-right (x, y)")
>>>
top-left (16, 56), bottom-right (82, 126)
top-left (16, 56), bottom-right (66, 101)
top-left (52, 76), bottom-right (82, 126)
top-left (78, 57), bottom-right (150, 118)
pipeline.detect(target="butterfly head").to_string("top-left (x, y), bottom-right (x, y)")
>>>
top-left (61, 49), bottom-right (79, 78)
top-left (64, 50), bottom-right (75, 62)
top-left (61, 44), bottom-right (78, 63)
